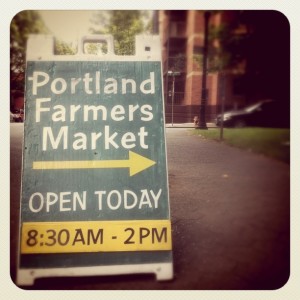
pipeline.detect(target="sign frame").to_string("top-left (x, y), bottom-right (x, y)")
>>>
top-left (16, 34), bottom-right (173, 286)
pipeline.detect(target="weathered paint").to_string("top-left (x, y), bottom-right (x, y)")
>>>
top-left (17, 35), bottom-right (173, 285)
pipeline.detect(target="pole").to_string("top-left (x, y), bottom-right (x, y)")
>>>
top-left (220, 72), bottom-right (225, 140)
top-left (199, 11), bottom-right (210, 130)
top-left (171, 75), bottom-right (175, 126)
top-left (152, 11), bottom-right (159, 34)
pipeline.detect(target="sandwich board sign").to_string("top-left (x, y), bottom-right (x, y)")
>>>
top-left (17, 35), bottom-right (173, 285)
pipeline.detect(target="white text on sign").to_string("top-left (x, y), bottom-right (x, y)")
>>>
top-left (28, 71), bottom-right (158, 154)
top-left (29, 71), bottom-right (155, 95)
top-left (27, 189), bottom-right (162, 212)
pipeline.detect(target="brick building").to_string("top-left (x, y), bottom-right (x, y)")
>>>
top-left (159, 10), bottom-right (289, 124)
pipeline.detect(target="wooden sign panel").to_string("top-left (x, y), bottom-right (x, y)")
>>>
top-left (17, 35), bottom-right (173, 285)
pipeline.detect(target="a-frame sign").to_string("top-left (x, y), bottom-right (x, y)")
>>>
top-left (17, 35), bottom-right (173, 285)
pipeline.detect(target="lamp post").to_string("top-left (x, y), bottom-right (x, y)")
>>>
top-left (199, 11), bottom-right (211, 129)
top-left (167, 70), bottom-right (181, 126)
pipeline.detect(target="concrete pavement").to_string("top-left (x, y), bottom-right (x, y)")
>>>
top-left (166, 127), bottom-right (289, 289)
top-left (10, 124), bottom-right (289, 289)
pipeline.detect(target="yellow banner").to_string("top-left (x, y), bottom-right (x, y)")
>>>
top-left (21, 220), bottom-right (172, 254)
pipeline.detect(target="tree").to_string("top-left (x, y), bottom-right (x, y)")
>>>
top-left (90, 11), bottom-right (151, 55)
top-left (54, 40), bottom-right (76, 55)
top-left (202, 11), bottom-right (289, 103)
top-left (10, 11), bottom-right (48, 93)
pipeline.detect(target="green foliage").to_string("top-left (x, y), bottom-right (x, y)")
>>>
top-left (208, 23), bottom-right (246, 72)
top-left (194, 10), bottom-right (289, 101)
top-left (10, 11), bottom-right (48, 50)
top-left (90, 10), bottom-right (151, 55)
top-left (10, 10), bottom-right (48, 91)
top-left (191, 128), bottom-right (290, 163)
top-left (54, 40), bottom-right (76, 55)
top-left (193, 11), bottom-right (247, 73)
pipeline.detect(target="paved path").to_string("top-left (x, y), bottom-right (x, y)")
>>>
top-left (166, 128), bottom-right (289, 289)
top-left (10, 125), bottom-right (289, 289)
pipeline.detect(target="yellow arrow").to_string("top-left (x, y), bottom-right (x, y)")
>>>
top-left (32, 151), bottom-right (156, 176)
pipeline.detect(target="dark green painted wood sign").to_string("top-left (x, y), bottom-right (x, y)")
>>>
top-left (17, 35), bottom-right (173, 285)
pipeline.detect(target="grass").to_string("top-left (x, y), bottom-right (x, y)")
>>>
top-left (191, 127), bottom-right (290, 163)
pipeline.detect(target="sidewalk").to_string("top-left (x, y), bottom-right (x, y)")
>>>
top-left (166, 127), bottom-right (289, 289)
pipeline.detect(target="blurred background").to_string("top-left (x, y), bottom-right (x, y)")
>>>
top-left (10, 10), bottom-right (289, 127)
